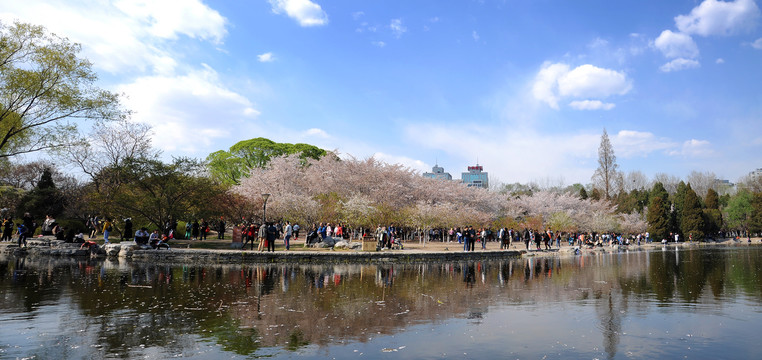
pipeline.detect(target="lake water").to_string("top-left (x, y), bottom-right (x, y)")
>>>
top-left (1, 246), bottom-right (761, 359)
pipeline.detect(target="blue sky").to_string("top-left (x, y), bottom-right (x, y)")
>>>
top-left (2, 0), bottom-right (761, 186)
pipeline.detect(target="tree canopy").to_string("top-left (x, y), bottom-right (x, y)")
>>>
top-left (206, 137), bottom-right (326, 185)
top-left (0, 21), bottom-right (124, 158)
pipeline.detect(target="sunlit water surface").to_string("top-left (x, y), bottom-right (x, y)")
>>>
top-left (1, 246), bottom-right (761, 359)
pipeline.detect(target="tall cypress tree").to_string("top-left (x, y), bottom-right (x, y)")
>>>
top-left (647, 182), bottom-right (671, 241)
top-left (680, 185), bottom-right (705, 240)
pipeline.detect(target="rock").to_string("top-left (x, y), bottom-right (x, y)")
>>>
top-left (349, 242), bottom-right (362, 250)
top-left (104, 244), bottom-right (122, 256)
top-left (334, 240), bottom-right (349, 249)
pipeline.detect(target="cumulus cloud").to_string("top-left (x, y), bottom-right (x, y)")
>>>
top-left (569, 100), bottom-right (615, 111)
top-left (532, 63), bottom-right (631, 110)
top-left (257, 52), bottom-right (275, 62)
top-left (269, 0), bottom-right (328, 27)
top-left (557, 64), bottom-right (632, 98)
top-left (372, 41), bottom-right (386, 48)
top-left (117, 65), bottom-right (259, 154)
top-left (611, 130), bottom-right (676, 158)
top-left (753, 38), bottom-right (762, 49)
top-left (0, 0), bottom-right (227, 74)
top-left (653, 30), bottom-right (700, 58)
top-left (660, 58), bottom-right (701, 72)
top-left (390, 19), bottom-right (407, 38)
top-left (669, 139), bottom-right (714, 157)
top-left (304, 128), bottom-right (330, 138)
top-left (675, 0), bottom-right (761, 36)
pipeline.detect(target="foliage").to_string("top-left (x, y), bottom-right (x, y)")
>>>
top-left (705, 188), bottom-right (719, 210)
top-left (749, 192), bottom-right (762, 234)
top-left (702, 209), bottom-right (722, 238)
top-left (0, 21), bottom-right (124, 158)
top-left (16, 168), bottom-right (65, 218)
top-left (107, 157), bottom-right (226, 229)
top-left (647, 182), bottom-right (671, 241)
top-left (724, 189), bottom-right (752, 232)
top-left (591, 128), bottom-right (620, 199)
top-left (680, 185), bottom-right (705, 240)
top-left (206, 137), bottom-right (326, 185)
top-left (579, 187), bottom-right (588, 200)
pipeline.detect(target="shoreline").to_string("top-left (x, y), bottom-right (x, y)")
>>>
top-left (1, 237), bottom-right (759, 265)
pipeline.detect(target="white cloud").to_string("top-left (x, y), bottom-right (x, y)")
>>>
top-left (675, 0), bottom-right (761, 36)
top-left (258, 52), bottom-right (275, 62)
top-left (304, 128), bottom-right (330, 138)
top-left (569, 100), bottom-right (615, 111)
top-left (611, 130), bottom-right (676, 158)
top-left (373, 152), bottom-right (428, 173)
top-left (653, 30), bottom-right (699, 58)
top-left (117, 65), bottom-right (259, 154)
top-left (660, 58), bottom-right (701, 72)
top-left (372, 41), bottom-right (386, 48)
top-left (114, 0), bottom-right (227, 43)
top-left (269, 0), bottom-right (328, 27)
top-left (472, 30), bottom-right (480, 41)
top-left (352, 11), bottom-right (364, 20)
top-left (0, 0), bottom-right (227, 74)
top-left (557, 64), bottom-right (632, 98)
top-left (716, 58), bottom-right (726, 63)
top-left (390, 19), bottom-right (407, 38)
top-left (669, 139), bottom-right (714, 157)
top-left (752, 38), bottom-right (762, 49)
top-left (532, 62), bottom-right (631, 110)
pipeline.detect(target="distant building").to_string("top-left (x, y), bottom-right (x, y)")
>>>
top-left (423, 164), bottom-right (452, 180)
top-left (750, 168), bottom-right (762, 179)
top-left (462, 164), bottom-right (488, 188)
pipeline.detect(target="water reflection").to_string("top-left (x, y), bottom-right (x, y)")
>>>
top-left (1, 247), bottom-right (762, 359)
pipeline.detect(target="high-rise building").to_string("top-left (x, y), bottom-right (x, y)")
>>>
top-left (462, 164), bottom-right (488, 188)
top-left (423, 164), bottom-right (452, 180)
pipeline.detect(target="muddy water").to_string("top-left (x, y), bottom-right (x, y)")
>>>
top-left (1, 246), bottom-right (761, 359)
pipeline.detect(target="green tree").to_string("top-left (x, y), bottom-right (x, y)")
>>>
top-left (109, 157), bottom-right (226, 229)
top-left (725, 189), bottom-right (753, 236)
top-left (705, 188), bottom-right (719, 210)
top-left (680, 185), bottom-right (704, 240)
top-left (579, 186), bottom-right (588, 200)
top-left (647, 182), bottom-right (670, 241)
top-left (0, 22), bottom-right (124, 158)
top-left (206, 137), bottom-right (326, 185)
top-left (672, 181), bottom-right (688, 234)
top-left (750, 192), bottom-right (762, 234)
top-left (17, 168), bottom-right (65, 218)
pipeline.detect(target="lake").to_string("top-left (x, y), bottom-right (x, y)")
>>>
top-left (1, 246), bottom-right (761, 359)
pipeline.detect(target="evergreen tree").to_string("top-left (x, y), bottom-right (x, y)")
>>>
top-left (579, 187), bottom-right (588, 200)
top-left (17, 168), bottom-right (65, 218)
top-left (680, 185), bottom-right (704, 240)
top-left (647, 182), bottom-right (670, 241)
top-left (590, 188), bottom-right (602, 201)
top-left (672, 181), bottom-right (688, 234)
top-left (705, 188), bottom-right (719, 210)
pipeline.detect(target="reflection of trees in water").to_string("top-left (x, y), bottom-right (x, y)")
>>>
top-left (2, 248), bottom-right (762, 358)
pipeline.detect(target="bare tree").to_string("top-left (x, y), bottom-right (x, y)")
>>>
top-left (61, 119), bottom-right (157, 188)
top-left (686, 170), bottom-right (717, 200)
top-left (652, 173), bottom-right (681, 195)
top-left (592, 128), bottom-right (620, 199)
top-left (622, 170), bottom-right (649, 193)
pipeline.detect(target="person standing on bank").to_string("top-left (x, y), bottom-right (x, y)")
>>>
top-left (217, 217), bottom-right (225, 239)
top-left (284, 221), bottom-right (292, 250)
top-left (102, 218), bottom-right (113, 244)
top-left (266, 222), bottom-right (277, 252)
